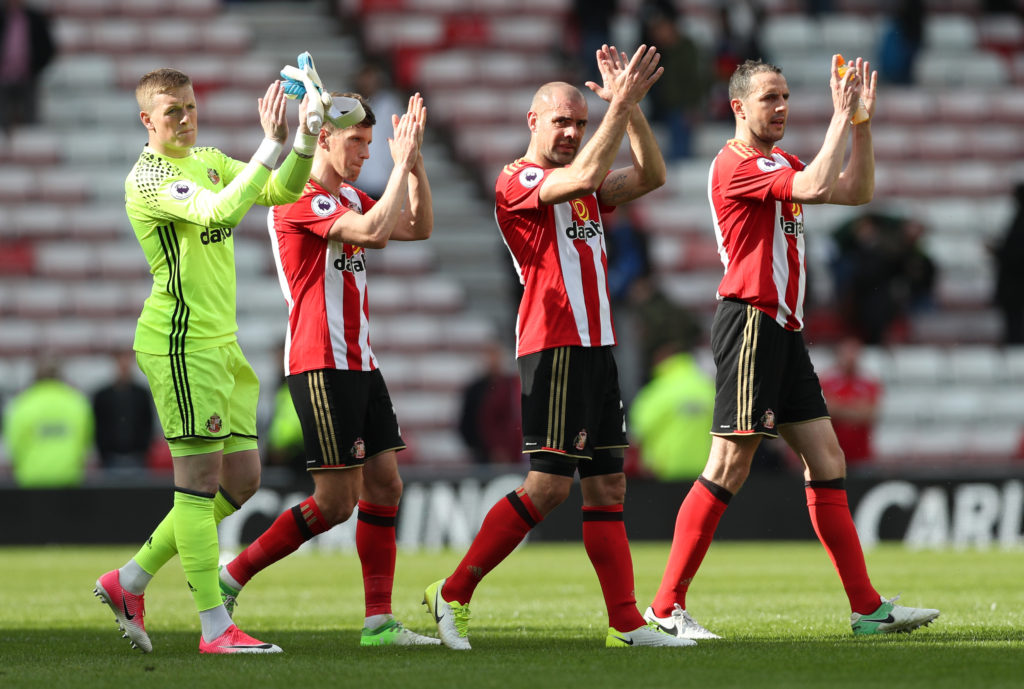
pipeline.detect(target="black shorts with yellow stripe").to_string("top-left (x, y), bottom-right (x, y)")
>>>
top-left (710, 298), bottom-right (828, 438)
top-left (287, 368), bottom-right (405, 470)
top-left (518, 345), bottom-right (627, 477)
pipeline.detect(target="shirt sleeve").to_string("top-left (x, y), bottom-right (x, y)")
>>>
top-left (136, 152), bottom-right (271, 228)
top-left (595, 171), bottom-right (617, 215)
top-left (498, 165), bottom-right (546, 212)
top-left (725, 155), bottom-right (798, 203)
top-left (279, 190), bottom-right (351, 239)
top-left (260, 149), bottom-right (315, 206)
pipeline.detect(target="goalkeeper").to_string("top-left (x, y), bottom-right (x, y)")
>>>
top-left (93, 67), bottom-right (316, 655)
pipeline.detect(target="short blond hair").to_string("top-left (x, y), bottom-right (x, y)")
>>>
top-left (136, 68), bottom-right (191, 111)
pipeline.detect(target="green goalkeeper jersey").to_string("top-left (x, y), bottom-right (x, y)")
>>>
top-left (125, 144), bottom-right (311, 354)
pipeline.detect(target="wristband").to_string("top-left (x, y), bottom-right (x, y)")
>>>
top-left (252, 137), bottom-right (283, 169)
top-left (293, 130), bottom-right (317, 157)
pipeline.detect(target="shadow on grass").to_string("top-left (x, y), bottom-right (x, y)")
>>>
top-left (2, 628), bottom-right (1022, 689)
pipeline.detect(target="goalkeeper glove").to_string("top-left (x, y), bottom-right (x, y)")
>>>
top-left (281, 51), bottom-right (330, 132)
top-left (281, 51), bottom-right (366, 131)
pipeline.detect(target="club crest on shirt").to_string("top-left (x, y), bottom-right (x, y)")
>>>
top-left (519, 166), bottom-right (544, 188)
top-left (207, 168), bottom-right (220, 185)
top-left (206, 413), bottom-right (222, 433)
top-left (169, 180), bottom-right (195, 200)
top-left (312, 193), bottom-right (338, 217)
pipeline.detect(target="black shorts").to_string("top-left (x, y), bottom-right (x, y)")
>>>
top-left (287, 368), bottom-right (405, 470)
top-left (518, 346), bottom-right (627, 477)
top-left (710, 299), bottom-right (828, 438)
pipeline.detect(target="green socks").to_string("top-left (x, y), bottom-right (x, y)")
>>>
top-left (173, 489), bottom-right (222, 612)
top-left (132, 489), bottom-right (239, 577)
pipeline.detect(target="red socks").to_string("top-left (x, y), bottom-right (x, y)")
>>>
top-left (651, 478), bottom-right (729, 617)
top-left (225, 497), bottom-right (403, 618)
top-left (805, 484), bottom-right (880, 614)
top-left (649, 478), bottom-right (880, 617)
top-left (442, 489), bottom-right (541, 604)
top-left (582, 504), bottom-right (646, 631)
top-left (226, 497), bottom-right (328, 587)
top-left (356, 500), bottom-right (398, 617)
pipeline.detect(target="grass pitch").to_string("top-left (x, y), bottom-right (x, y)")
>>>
top-left (2, 542), bottom-right (1022, 689)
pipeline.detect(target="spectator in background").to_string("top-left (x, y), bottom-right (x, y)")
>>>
top-left (832, 213), bottom-right (894, 343)
top-left (605, 206), bottom-right (651, 304)
top-left (831, 211), bottom-right (936, 344)
top-left (818, 337), bottom-right (881, 466)
top-left (264, 380), bottom-right (306, 477)
top-left (605, 209), bottom-right (654, 399)
top-left (0, 0), bottom-right (55, 135)
top-left (641, 9), bottom-right (709, 160)
top-left (570, 0), bottom-right (617, 83)
top-left (628, 273), bottom-right (701, 385)
top-left (458, 339), bottom-right (523, 464)
top-left (801, 0), bottom-right (834, 15)
top-left (991, 182), bottom-right (1024, 344)
top-left (92, 350), bottom-right (154, 472)
top-left (877, 0), bottom-right (925, 85)
top-left (353, 61), bottom-right (402, 200)
top-left (894, 217), bottom-right (936, 316)
top-left (3, 356), bottom-right (93, 487)
top-left (983, 0), bottom-right (1024, 14)
top-left (710, 2), bottom-right (765, 121)
top-left (629, 336), bottom-right (714, 481)
top-left (638, 0), bottom-right (677, 47)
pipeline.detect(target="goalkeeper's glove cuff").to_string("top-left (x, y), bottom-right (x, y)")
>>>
top-left (293, 130), bottom-right (317, 157)
top-left (253, 137), bottom-right (284, 169)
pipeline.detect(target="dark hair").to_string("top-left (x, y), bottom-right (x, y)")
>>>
top-left (728, 59), bottom-right (783, 101)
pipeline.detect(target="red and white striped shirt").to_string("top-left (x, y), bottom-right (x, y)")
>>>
top-left (495, 159), bottom-right (617, 357)
top-left (709, 139), bottom-right (806, 330)
top-left (268, 180), bottom-right (377, 374)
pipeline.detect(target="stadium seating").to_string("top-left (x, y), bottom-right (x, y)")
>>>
top-left (0, 0), bottom-right (513, 467)
top-left (4, 1), bottom-right (1024, 469)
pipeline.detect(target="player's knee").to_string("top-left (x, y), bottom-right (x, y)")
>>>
top-left (364, 474), bottom-right (403, 505)
top-left (233, 483), bottom-right (260, 505)
top-left (314, 493), bottom-right (358, 526)
top-left (528, 481), bottom-right (572, 513)
top-left (583, 472), bottom-right (626, 505)
top-left (223, 473), bottom-right (261, 504)
top-left (602, 477), bottom-right (626, 504)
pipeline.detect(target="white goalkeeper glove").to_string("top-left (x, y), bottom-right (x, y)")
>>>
top-left (280, 51), bottom-right (366, 132)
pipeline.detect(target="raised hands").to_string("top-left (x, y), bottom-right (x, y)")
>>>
top-left (297, 92), bottom-right (314, 135)
top-left (829, 54), bottom-right (876, 124)
top-left (389, 93), bottom-right (426, 172)
top-left (258, 80), bottom-right (290, 143)
top-left (585, 44), bottom-right (663, 106)
top-left (852, 57), bottom-right (877, 122)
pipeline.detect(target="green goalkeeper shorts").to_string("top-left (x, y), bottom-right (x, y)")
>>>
top-left (137, 342), bottom-right (259, 457)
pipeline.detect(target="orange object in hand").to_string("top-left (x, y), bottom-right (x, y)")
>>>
top-left (836, 54), bottom-right (870, 124)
